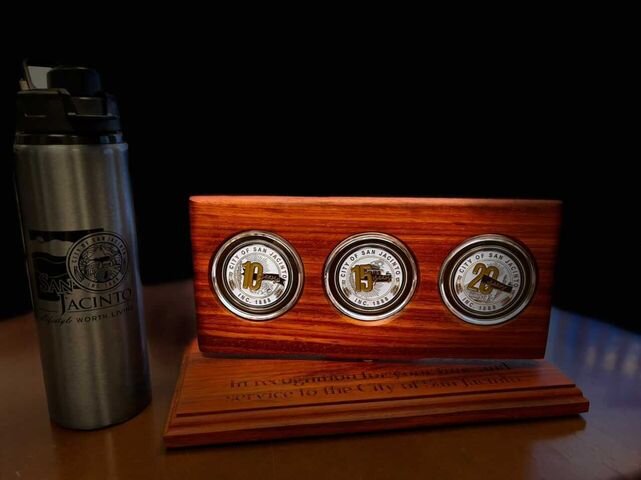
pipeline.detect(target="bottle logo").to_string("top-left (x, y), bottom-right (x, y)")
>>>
top-left (210, 231), bottom-right (304, 321)
top-left (439, 234), bottom-right (537, 325)
top-left (324, 233), bottom-right (418, 321)
top-left (28, 229), bottom-right (135, 324)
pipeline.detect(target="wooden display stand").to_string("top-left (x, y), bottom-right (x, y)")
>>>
top-left (164, 341), bottom-right (588, 448)
top-left (164, 196), bottom-right (587, 448)
top-left (192, 197), bottom-right (561, 360)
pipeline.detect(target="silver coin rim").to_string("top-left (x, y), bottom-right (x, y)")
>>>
top-left (323, 232), bottom-right (418, 322)
top-left (438, 234), bottom-right (537, 326)
top-left (210, 230), bottom-right (304, 321)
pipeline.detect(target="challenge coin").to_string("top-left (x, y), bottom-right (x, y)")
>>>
top-left (210, 231), bottom-right (304, 321)
top-left (439, 234), bottom-right (537, 326)
top-left (324, 232), bottom-right (418, 321)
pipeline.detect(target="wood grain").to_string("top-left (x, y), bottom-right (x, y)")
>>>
top-left (163, 340), bottom-right (588, 448)
top-left (192, 196), bottom-right (561, 360)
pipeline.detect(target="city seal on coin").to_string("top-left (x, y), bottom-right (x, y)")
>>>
top-left (439, 234), bottom-right (537, 326)
top-left (210, 231), bottom-right (304, 321)
top-left (324, 232), bottom-right (418, 321)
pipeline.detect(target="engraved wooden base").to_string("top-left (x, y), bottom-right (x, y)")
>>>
top-left (164, 341), bottom-right (589, 448)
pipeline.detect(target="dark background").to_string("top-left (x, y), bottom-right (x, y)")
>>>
top-left (2, 50), bottom-right (634, 329)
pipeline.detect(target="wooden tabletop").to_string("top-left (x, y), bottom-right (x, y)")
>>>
top-left (1, 281), bottom-right (640, 480)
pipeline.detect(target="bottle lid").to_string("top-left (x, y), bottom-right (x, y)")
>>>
top-left (15, 63), bottom-right (122, 137)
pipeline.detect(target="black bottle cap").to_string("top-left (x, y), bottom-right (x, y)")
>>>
top-left (15, 64), bottom-right (122, 138)
top-left (47, 66), bottom-right (102, 97)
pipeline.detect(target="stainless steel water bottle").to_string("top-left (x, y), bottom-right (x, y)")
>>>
top-left (13, 65), bottom-right (151, 429)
